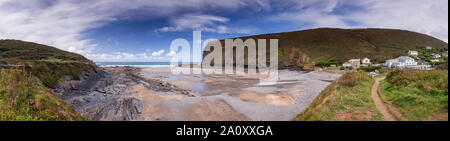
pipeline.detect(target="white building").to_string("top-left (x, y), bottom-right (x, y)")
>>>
top-left (383, 59), bottom-right (395, 68)
top-left (430, 59), bottom-right (440, 62)
top-left (361, 58), bottom-right (371, 66)
top-left (383, 56), bottom-right (417, 68)
top-left (405, 65), bottom-right (433, 70)
top-left (342, 59), bottom-right (361, 70)
top-left (349, 59), bottom-right (361, 68)
top-left (342, 63), bottom-right (353, 70)
top-left (425, 46), bottom-right (433, 50)
top-left (408, 50), bottom-right (419, 56)
top-left (432, 53), bottom-right (441, 58)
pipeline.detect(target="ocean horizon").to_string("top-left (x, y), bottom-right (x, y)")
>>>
top-left (96, 62), bottom-right (202, 69)
top-left (96, 62), bottom-right (172, 68)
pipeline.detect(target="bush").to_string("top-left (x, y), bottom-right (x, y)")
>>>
top-left (26, 61), bottom-right (94, 87)
top-left (315, 59), bottom-right (340, 68)
top-left (358, 66), bottom-right (381, 72)
top-left (436, 62), bottom-right (448, 70)
top-left (381, 69), bottom-right (448, 120)
top-left (0, 69), bottom-right (86, 121)
top-left (387, 69), bottom-right (448, 94)
top-left (338, 72), bottom-right (369, 87)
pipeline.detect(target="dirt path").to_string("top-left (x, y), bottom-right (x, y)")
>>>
top-left (371, 77), bottom-right (395, 121)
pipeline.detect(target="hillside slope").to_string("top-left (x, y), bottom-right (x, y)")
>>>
top-left (379, 70), bottom-right (448, 121)
top-left (294, 72), bottom-right (383, 121)
top-left (203, 28), bottom-right (448, 69)
top-left (0, 39), bottom-right (93, 120)
top-left (0, 39), bottom-right (91, 62)
top-left (0, 39), bottom-right (95, 87)
top-left (0, 69), bottom-right (86, 121)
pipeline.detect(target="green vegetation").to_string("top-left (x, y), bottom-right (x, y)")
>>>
top-left (0, 39), bottom-right (90, 62)
top-left (0, 69), bottom-right (87, 121)
top-left (314, 59), bottom-right (340, 68)
top-left (358, 66), bottom-right (381, 72)
top-left (436, 62), bottom-right (448, 70)
top-left (26, 61), bottom-right (94, 87)
top-left (379, 70), bottom-right (448, 121)
top-left (0, 40), bottom-right (95, 87)
top-left (294, 72), bottom-right (383, 121)
top-left (415, 46), bottom-right (448, 64)
top-left (0, 39), bottom-right (94, 120)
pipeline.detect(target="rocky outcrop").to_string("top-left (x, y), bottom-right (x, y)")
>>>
top-left (279, 47), bottom-right (313, 70)
top-left (289, 48), bottom-right (311, 66)
top-left (114, 98), bottom-right (143, 120)
top-left (52, 66), bottom-right (193, 121)
top-left (52, 67), bottom-right (144, 121)
top-left (78, 97), bottom-right (143, 121)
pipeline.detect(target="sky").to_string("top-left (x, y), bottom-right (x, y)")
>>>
top-left (0, 0), bottom-right (448, 62)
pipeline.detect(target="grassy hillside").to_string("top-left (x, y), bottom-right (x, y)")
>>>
top-left (0, 39), bottom-right (93, 120)
top-left (0, 39), bottom-right (95, 87)
top-left (0, 69), bottom-right (86, 121)
top-left (294, 72), bottom-right (383, 121)
top-left (379, 70), bottom-right (448, 121)
top-left (204, 28), bottom-right (448, 69)
top-left (0, 39), bottom-right (90, 62)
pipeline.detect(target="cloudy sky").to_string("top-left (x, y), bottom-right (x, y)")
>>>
top-left (0, 0), bottom-right (448, 62)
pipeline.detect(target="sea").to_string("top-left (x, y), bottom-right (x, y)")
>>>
top-left (96, 62), bottom-right (173, 69)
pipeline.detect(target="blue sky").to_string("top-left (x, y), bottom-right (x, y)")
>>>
top-left (0, 0), bottom-right (448, 62)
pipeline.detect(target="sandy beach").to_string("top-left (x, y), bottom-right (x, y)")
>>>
top-left (126, 68), bottom-right (342, 121)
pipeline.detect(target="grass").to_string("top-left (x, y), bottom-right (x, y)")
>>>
top-left (293, 72), bottom-right (384, 121)
top-left (358, 66), bottom-right (382, 72)
top-left (0, 39), bottom-right (90, 62)
top-left (378, 69), bottom-right (448, 121)
top-left (25, 60), bottom-right (94, 87)
top-left (1, 40), bottom-right (95, 87)
top-left (0, 39), bottom-right (93, 120)
top-left (2, 60), bottom-right (95, 88)
top-left (0, 69), bottom-right (87, 121)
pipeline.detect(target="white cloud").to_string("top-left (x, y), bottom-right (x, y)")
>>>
top-left (0, 0), bottom-right (269, 56)
top-left (151, 50), bottom-right (165, 56)
top-left (270, 0), bottom-right (448, 42)
top-left (155, 14), bottom-right (259, 34)
top-left (166, 50), bottom-right (177, 57)
top-left (155, 14), bottom-right (230, 33)
top-left (85, 51), bottom-right (171, 62)
top-left (348, 0), bottom-right (448, 42)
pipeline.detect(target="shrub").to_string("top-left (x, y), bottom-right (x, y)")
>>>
top-left (358, 66), bottom-right (381, 72)
top-left (338, 72), bottom-right (369, 87)
top-left (387, 69), bottom-right (448, 94)
top-left (436, 63), bottom-right (448, 70)
top-left (0, 69), bottom-right (86, 121)
top-left (26, 61), bottom-right (94, 87)
top-left (315, 59), bottom-right (340, 68)
top-left (381, 69), bottom-right (448, 120)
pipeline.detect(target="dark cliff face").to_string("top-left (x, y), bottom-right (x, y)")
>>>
top-left (202, 28), bottom-right (448, 70)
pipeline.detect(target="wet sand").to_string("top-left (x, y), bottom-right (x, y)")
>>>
top-left (128, 68), bottom-right (342, 121)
